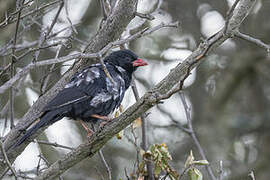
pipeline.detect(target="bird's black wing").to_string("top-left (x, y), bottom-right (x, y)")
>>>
top-left (43, 65), bottom-right (104, 112)
top-left (43, 64), bottom-right (126, 119)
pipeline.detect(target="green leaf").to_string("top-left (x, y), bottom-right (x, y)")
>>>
top-left (154, 165), bottom-right (162, 176)
top-left (138, 161), bottom-right (145, 173)
top-left (168, 169), bottom-right (180, 179)
top-left (188, 168), bottom-right (203, 180)
top-left (192, 160), bottom-right (209, 166)
top-left (185, 150), bottom-right (195, 168)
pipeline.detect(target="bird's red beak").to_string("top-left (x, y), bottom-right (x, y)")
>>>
top-left (132, 59), bottom-right (148, 67)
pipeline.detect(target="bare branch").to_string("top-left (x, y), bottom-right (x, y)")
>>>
top-left (64, 0), bottom-right (78, 34)
top-left (224, 0), bottom-right (240, 33)
top-left (99, 54), bottom-right (115, 85)
top-left (0, 140), bottom-right (17, 179)
top-left (235, 31), bottom-right (270, 51)
top-left (9, 0), bottom-right (25, 129)
top-left (124, 126), bottom-right (140, 176)
top-left (218, 160), bottom-right (224, 180)
top-left (179, 93), bottom-right (216, 180)
top-left (0, 21), bottom-right (178, 94)
top-left (34, 0), bottom-right (64, 61)
top-left (98, 150), bottom-right (112, 180)
top-left (0, 0), bottom-right (62, 28)
top-left (100, 0), bottom-right (111, 20)
top-left (40, 45), bottom-right (62, 94)
top-left (135, 12), bottom-right (155, 20)
top-left (36, 140), bottom-right (74, 151)
top-left (131, 79), bottom-right (154, 179)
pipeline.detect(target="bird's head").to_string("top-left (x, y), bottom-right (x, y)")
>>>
top-left (105, 49), bottom-right (148, 73)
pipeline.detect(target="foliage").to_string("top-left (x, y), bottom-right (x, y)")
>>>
top-left (138, 143), bottom-right (179, 179)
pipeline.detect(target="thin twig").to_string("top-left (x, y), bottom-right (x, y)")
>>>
top-left (16, 42), bottom-right (61, 61)
top-left (0, 0), bottom-right (62, 28)
top-left (124, 167), bottom-right (131, 180)
top-left (99, 55), bottom-right (115, 84)
top-left (64, 0), bottom-right (78, 34)
top-left (36, 140), bottom-right (74, 150)
top-left (99, 0), bottom-right (111, 29)
top-left (0, 22), bottom-right (178, 95)
top-left (98, 150), bottom-right (112, 180)
top-left (126, 0), bottom-right (161, 39)
top-left (218, 160), bottom-right (224, 180)
top-left (130, 125), bottom-right (140, 177)
top-left (179, 92), bottom-right (216, 180)
top-left (38, 154), bottom-right (50, 167)
top-left (224, 0), bottom-right (240, 33)
top-left (47, 1), bottom-right (64, 38)
top-left (94, 166), bottom-right (105, 180)
top-left (0, 140), bottom-right (17, 179)
top-left (124, 127), bottom-right (141, 176)
top-left (235, 31), bottom-right (270, 51)
top-left (100, 0), bottom-right (111, 19)
top-left (1, 75), bottom-right (26, 137)
top-left (0, 63), bottom-right (11, 78)
top-left (35, 146), bottom-right (50, 176)
top-left (131, 79), bottom-right (154, 179)
top-left (17, 174), bottom-right (35, 180)
top-left (34, 0), bottom-right (64, 61)
top-left (135, 12), bottom-right (155, 20)
top-left (179, 165), bottom-right (191, 180)
top-left (40, 45), bottom-right (63, 94)
top-left (131, 79), bottom-right (148, 150)
top-left (36, 155), bottom-right (42, 175)
top-left (9, 0), bottom-right (25, 129)
top-left (1, 23), bottom-right (79, 57)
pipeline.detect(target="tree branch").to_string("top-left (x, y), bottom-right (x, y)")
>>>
top-left (131, 79), bottom-right (154, 179)
top-left (235, 31), bottom-right (270, 51)
top-left (179, 93), bottom-right (216, 180)
top-left (36, 140), bottom-right (74, 151)
top-left (98, 150), bottom-right (112, 180)
top-left (0, 21), bottom-right (178, 94)
top-left (0, 140), bottom-right (17, 179)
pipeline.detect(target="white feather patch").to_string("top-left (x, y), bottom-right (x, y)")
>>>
top-left (90, 92), bottom-right (112, 107)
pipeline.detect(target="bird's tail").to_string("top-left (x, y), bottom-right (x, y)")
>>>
top-left (12, 111), bottom-right (61, 148)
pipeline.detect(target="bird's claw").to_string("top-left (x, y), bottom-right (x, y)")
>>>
top-left (99, 118), bottom-right (112, 129)
top-left (80, 120), bottom-right (94, 138)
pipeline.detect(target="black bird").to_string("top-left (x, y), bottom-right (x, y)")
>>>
top-left (14, 49), bottom-right (148, 147)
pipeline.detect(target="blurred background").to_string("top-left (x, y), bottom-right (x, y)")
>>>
top-left (0, 0), bottom-right (270, 179)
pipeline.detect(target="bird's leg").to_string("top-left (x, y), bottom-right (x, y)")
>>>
top-left (90, 114), bottom-right (112, 128)
top-left (80, 120), bottom-right (94, 138)
top-left (90, 114), bottom-right (111, 121)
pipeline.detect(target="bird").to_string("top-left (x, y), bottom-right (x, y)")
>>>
top-left (13, 49), bottom-right (148, 148)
